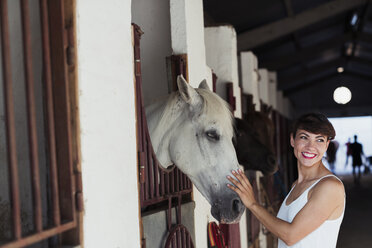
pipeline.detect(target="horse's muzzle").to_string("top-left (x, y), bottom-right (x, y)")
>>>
top-left (211, 196), bottom-right (245, 224)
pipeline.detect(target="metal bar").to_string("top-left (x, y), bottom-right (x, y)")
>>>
top-left (21, 0), bottom-right (43, 232)
top-left (177, 228), bottom-right (181, 248)
top-left (166, 172), bottom-right (170, 194)
top-left (0, 221), bottom-right (76, 248)
top-left (180, 168), bottom-right (184, 191)
top-left (176, 168), bottom-right (179, 192)
top-left (167, 198), bottom-right (172, 231)
top-left (39, 0), bottom-right (61, 227)
top-left (160, 170), bottom-right (165, 196)
top-left (172, 233), bottom-right (176, 248)
top-left (170, 170), bottom-right (175, 193)
top-left (48, 0), bottom-right (75, 222)
top-left (144, 139), bottom-right (149, 201)
top-left (182, 228), bottom-right (186, 248)
top-left (154, 158), bottom-right (159, 197)
top-left (148, 141), bottom-right (154, 199)
top-left (177, 196), bottom-right (181, 224)
top-left (0, 0), bottom-right (22, 239)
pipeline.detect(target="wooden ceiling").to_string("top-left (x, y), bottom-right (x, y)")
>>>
top-left (204, 0), bottom-right (372, 117)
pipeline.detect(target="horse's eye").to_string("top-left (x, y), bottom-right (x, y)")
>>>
top-left (206, 130), bottom-right (220, 141)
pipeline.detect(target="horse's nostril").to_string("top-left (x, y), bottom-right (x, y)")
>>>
top-left (232, 198), bottom-right (242, 213)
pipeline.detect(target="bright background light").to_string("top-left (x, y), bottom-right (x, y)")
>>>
top-left (337, 67), bottom-right (344, 73)
top-left (333, 86), bottom-right (351, 104)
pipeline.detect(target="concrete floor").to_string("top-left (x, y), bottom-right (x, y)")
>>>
top-left (337, 173), bottom-right (372, 248)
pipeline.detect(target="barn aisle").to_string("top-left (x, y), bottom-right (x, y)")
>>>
top-left (337, 173), bottom-right (372, 248)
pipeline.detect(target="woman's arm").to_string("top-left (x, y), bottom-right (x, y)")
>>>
top-left (227, 169), bottom-right (344, 246)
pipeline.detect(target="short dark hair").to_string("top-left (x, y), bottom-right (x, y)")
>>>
top-left (291, 113), bottom-right (335, 140)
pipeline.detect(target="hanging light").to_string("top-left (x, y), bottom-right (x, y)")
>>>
top-left (333, 86), bottom-right (352, 104)
top-left (337, 67), bottom-right (344, 73)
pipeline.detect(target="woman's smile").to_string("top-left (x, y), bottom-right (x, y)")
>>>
top-left (301, 152), bottom-right (317, 159)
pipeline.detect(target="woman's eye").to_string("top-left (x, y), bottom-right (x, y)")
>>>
top-left (206, 130), bottom-right (220, 141)
top-left (300, 136), bottom-right (307, 139)
top-left (317, 139), bottom-right (325, 142)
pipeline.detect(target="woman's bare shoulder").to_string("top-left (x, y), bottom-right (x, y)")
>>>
top-left (312, 175), bottom-right (345, 198)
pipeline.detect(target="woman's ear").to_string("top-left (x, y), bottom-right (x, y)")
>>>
top-left (326, 140), bottom-right (331, 149)
top-left (290, 133), bottom-right (295, 147)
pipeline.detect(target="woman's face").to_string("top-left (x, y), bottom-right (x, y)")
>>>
top-left (290, 129), bottom-right (330, 167)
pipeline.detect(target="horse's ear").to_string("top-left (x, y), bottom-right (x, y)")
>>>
top-left (198, 79), bottom-right (210, 91)
top-left (177, 75), bottom-right (202, 108)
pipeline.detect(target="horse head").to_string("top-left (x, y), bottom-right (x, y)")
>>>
top-left (234, 111), bottom-right (278, 175)
top-left (145, 75), bottom-right (244, 223)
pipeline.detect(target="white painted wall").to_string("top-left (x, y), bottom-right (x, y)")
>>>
top-left (268, 71), bottom-right (278, 109)
top-left (258, 68), bottom-right (269, 106)
top-left (204, 25), bottom-right (248, 247)
top-left (240, 51), bottom-right (261, 111)
top-left (170, 1), bottom-right (218, 247)
top-left (277, 90), bottom-right (284, 115)
top-left (204, 26), bottom-right (242, 118)
top-left (283, 97), bottom-right (293, 118)
top-left (131, 0), bottom-right (172, 105)
top-left (76, 0), bottom-right (140, 247)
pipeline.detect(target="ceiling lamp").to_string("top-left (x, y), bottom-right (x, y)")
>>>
top-left (333, 86), bottom-right (351, 104)
top-left (337, 67), bottom-right (344, 73)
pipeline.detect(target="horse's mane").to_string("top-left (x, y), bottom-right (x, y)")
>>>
top-left (153, 88), bottom-right (234, 138)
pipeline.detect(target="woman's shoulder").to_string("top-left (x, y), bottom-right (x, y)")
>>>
top-left (312, 174), bottom-right (345, 197)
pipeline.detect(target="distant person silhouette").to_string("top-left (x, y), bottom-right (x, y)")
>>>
top-left (326, 140), bottom-right (339, 173)
top-left (345, 138), bottom-right (352, 167)
top-left (350, 135), bottom-right (364, 185)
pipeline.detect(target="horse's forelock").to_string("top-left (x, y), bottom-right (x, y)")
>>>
top-left (196, 88), bottom-right (234, 138)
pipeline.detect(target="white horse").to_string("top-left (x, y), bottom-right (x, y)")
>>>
top-left (146, 75), bottom-right (244, 223)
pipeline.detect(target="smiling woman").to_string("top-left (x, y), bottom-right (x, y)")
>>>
top-left (227, 113), bottom-right (345, 248)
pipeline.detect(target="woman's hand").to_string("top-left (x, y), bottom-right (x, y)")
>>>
top-left (227, 169), bottom-right (258, 209)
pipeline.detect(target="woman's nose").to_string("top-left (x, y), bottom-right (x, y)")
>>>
top-left (305, 139), bottom-right (316, 148)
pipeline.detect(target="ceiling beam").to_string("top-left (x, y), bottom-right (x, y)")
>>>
top-left (284, 72), bottom-right (338, 96)
top-left (260, 32), bottom-right (354, 70)
top-left (278, 58), bottom-right (346, 90)
top-left (346, 70), bottom-right (372, 81)
top-left (237, 0), bottom-right (369, 51)
top-left (352, 56), bottom-right (372, 67)
top-left (279, 56), bottom-right (372, 89)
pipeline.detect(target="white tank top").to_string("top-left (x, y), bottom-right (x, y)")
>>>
top-left (276, 174), bottom-right (345, 248)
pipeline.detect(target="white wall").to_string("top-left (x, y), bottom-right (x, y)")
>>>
top-left (240, 52), bottom-right (261, 111)
top-left (276, 90), bottom-right (284, 115)
top-left (204, 25), bottom-right (248, 247)
top-left (268, 71), bottom-right (278, 109)
top-left (258, 69), bottom-right (269, 106)
top-left (204, 26), bottom-right (242, 118)
top-left (131, 0), bottom-right (172, 105)
top-left (170, 0), bottom-right (215, 247)
top-left (76, 0), bottom-right (140, 247)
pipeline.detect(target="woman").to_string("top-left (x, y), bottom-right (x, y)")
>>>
top-left (227, 113), bottom-right (345, 247)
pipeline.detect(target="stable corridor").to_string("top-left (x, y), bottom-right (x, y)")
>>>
top-left (337, 173), bottom-right (372, 248)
